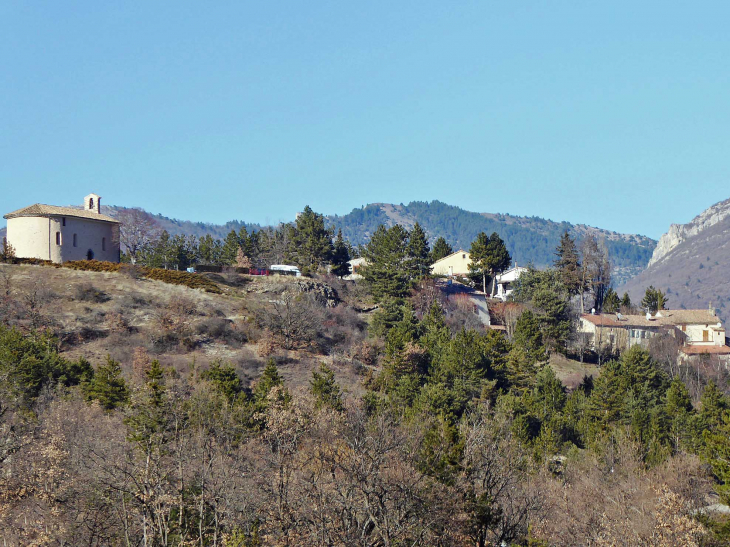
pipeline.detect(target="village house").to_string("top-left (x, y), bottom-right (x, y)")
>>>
top-left (3, 193), bottom-right (120, 263)
top-left (493, 265), bottom-right (529, 301)
top-left (430, 250), bottom-right (471, 277)
top-left (578, 307), bottom-right (730, 359)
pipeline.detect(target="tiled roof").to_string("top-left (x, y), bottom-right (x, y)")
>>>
top-left (680, 345), bottom-right (730, 355)
top-left (4, 204), bottom-right (118, 223)
top-left (581, 310), bottom-right (721, 328)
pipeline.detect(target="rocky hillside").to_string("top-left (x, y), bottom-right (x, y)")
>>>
top-left (330, 201), bottom-right (656, 285)
top-left (619, 197), bottom-right (730, 322)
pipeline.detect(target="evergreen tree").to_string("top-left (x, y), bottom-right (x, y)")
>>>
top-left (202, 361), bottom-right (243, 403)
top-left (405, 222), bottom-right (431, 279)
top-left (362, 224), bottom-right (410, 302)
top-left (288, 205), bottom-right (334, 273)
top-left (603, 288), bottom-right (621, 313)
top-left (222, 230), bottom-right (242, 265)
top-left (310, 363), bottom-right (344, 411)
top-left (330, 229), bottom-right (351, 278)
top-left (253, 359), bottom-right (286, 404)
top-left (468, 232), bottom-right (511, 296)
top-left (554, 231), bottom-right (582, 297)
top-left (512, 310), bottom-right (546, 362)
top-left (641, 286), bottom-right (668, 313)
top-left (429, 237), bottom-right (453, 264)
top-left (85, 356), bottom-right (130, 411)
top-left (621, 292), bottom-right (632, 309)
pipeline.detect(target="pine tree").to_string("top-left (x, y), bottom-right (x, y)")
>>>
top-left (405, 222), bottom-right (431, 279)
top-left (621, 292), bottom-right (632, 309)
top-left (85, 356), bottom-right (130, 411)
top-left (362, 224), bottom-right (410, 302)
top-left (641, 286), bottom-right (668, 313)
top-left (288, 205), bottom-right (334, 273)
top-left (468, 232), bottom-right (511, 297)
top-left (310, 363), bottom-right (344, 411)
top-left (603, 288), bottom-right (621, 313)
top-left (429, 237), bottom-right (453, 264)
top-left (330, 229), bottom-right (351, 278)
top-left (554, 231), bottom-right (582, 297)
top-left (202, 361), bottom-right (243, 403)
top-left (222, 230), bottom-right (242, 265)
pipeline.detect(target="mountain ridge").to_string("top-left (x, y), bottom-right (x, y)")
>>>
top-left (619, 197), bottom-right (730, 323)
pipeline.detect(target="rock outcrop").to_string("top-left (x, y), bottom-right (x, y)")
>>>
top-left (619, 196), bottom-right (730, 322)
top-left (648, 198), bottom-right (730, 267)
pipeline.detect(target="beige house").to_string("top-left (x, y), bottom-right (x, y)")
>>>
top-left (4, 194), bottom-right (120, 263)
top-left (431, 250), bottom-right (471, 277)
top-left (578, 308), bottom-right (729, 357)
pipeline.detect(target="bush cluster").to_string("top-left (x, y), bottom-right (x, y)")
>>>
top-left (59, 260), bottom-right (222, 293)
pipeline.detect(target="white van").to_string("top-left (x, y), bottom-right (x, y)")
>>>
top-left (270, 264), bottom-right (302, 277)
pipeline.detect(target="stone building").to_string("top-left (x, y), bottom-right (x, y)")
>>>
top-left (578, 308), bottom-right (729, 358)
top-left (3, 193), bottom-right (120, 263)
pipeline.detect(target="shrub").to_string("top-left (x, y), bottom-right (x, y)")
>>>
top-left (64, 260), bottom-right (121, 273)
top-left (74, 282), bottom-right (110, 303)
top-left (144, 268), bottom-right (222, 293)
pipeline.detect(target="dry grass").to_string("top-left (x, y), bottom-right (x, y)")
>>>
top-left (549, 352), bottom-right (601, 389)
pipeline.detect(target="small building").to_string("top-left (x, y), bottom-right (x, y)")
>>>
top-left (344, 257), bottom-right (368, 280)
top-left (431, 250), bottom-right (471, 277)
top-left (4, 193), bottom-right (120, 263)
top-left (493, 265), bottom-right (529, 300)
top-left (578, 308), bottom-right (730, 357)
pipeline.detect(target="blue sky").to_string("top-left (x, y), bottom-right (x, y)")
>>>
top-left (2, 2), bottom-right (729, 239)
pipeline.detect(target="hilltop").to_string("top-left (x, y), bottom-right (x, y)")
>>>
top-left (619, 197), bottom-right (730, 322)
top-left (329, 201), bottom-right (656, 285)
top-left (2, 200), bottom-right (656, 285)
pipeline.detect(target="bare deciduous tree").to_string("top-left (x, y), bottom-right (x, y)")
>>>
top-left (117, 208), bottom-right (162, 264)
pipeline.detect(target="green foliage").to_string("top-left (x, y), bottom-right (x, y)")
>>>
top-left (0, 326), bottom-right (92, 408)
top-left (641, 285), bottom-right (668, 313)
top-left (429, 236), bottom-right (453, 264)
top-left (202, 361), bottom-right (243, 403)
top-left (85, 356), bottom-right (129, 411)
top-left (554, 231), bottom-right (581, 296)
top-left (222, 229), bottom-right (243, 265)
top-left (603, 287), bottom-right (621, 313)
top-left (362, 224), bottom-right (411, 302)
top-left (330, 229), bottom-right (351, 278)
top-left (621, 292), bottom-right (632, 308)
top-left (405, 222), bottom-right (431, 280)
top-left (288, 205), bottom-right (334, 273)
top-left (468, 232), bottom-right (511, 296)
top-left (310, 363), bottom-right (344, 411)
top-left (330, 200), bottom-right (655, 271)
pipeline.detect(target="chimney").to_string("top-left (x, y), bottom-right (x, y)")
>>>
top-left (84, 193), bottom-right (101, 214)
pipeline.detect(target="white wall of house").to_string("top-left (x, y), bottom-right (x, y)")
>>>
top-left (680, 323), bottom-right (725, 346)
top-left (431, 250), bottom-right (471, 277)
top-left (7, 215), bottom-right (120, 263)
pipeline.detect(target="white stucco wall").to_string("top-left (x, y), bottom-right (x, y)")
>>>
top-left (431, 251), bottom-right (471, 276)
top-left (7, 215), bottom-right (120, 263)
top-left (682, 323), bottom-right (725, 346)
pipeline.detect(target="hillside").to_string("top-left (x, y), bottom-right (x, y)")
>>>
top-left (619, 197), bottom-right (730, 322)
top-left (329, 201), bottom-right (656, 285)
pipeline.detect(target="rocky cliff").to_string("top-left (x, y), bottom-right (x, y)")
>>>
top-left (648, 198), bottom-right (730, 267)
top-left (620, 197), bottom-right (730, 322)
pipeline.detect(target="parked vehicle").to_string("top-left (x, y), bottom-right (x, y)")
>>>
top-left (270, 264), bottom-right (301, 277)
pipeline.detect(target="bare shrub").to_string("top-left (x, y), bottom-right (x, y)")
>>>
top-left (21, 269), bottom-right (57, 329)
top-left (253, 291), bottom-right (323, 350)
top-left (73, 282), bottom-right (110, 303)
top-left (196, 317), bottom-right (247, 346)
top-left (105, 310), bottom-right (129, 334)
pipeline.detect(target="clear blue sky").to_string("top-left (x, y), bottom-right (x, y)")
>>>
top-left (2, 1), bottom-right (729, 239)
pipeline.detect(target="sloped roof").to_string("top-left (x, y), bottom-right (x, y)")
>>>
top-left (4, 204), bottom-right (119, 223)
top-left (680, 345), bottom-right (730, 355)
top-left (581, 310), bottom-right (721, 328)
top-left (431, 250), bottom-right (470, 265)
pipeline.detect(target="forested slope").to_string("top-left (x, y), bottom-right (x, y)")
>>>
top-left (329, 200), bottom-right (656, 284)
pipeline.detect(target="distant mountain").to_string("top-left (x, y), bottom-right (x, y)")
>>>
top-left (2, 200), bottom-right (656, 286)
top-left (619, 198), bottom-right (730, 322)
top-left (329, 201), bottom-right (656, 285)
